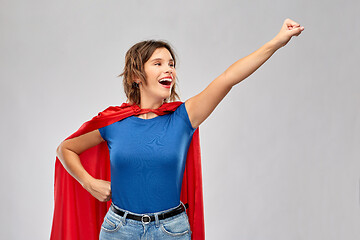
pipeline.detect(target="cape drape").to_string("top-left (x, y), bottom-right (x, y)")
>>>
top-left (50, 101), bottom-right (205, 240)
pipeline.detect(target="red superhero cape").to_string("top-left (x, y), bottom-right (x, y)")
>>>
top-left (50, 101), bottom-right (205, 240)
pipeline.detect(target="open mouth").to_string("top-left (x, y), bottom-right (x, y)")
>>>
top-left (158, 78), bottom-right (172, 86)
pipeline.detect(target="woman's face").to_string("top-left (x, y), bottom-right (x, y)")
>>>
top-left (138, 47), bottom-right (176, 103)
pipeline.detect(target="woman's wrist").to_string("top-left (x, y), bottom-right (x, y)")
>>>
top-left (267, 38), bottom-right (283, 51)
top-left (80, 175), bottom-right (95, 190)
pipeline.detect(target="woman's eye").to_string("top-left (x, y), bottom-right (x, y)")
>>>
top-left (154, 62), bottom-right (174, 67)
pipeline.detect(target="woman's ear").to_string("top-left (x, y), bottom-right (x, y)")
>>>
top-left (132, 74), bottom-right (141, 84)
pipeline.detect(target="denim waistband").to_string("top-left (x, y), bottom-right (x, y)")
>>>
top-left (109, 201), bottom-right (187, 226)
top-left (111, 201), bottom-right (185, 216)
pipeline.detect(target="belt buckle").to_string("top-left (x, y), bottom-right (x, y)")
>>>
top-left (141, 214), bottom-right (151, 224)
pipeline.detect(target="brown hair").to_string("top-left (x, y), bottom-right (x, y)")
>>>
top-left (119, 40), bottom-right (180, 105)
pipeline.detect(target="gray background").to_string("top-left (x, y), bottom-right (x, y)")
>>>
top-left (1, 0), bottom-right (359, 239)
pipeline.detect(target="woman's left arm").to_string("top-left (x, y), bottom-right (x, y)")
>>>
top-left (185, 18), bottom-right (305, 129)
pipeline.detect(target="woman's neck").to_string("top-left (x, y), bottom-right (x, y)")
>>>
top-left (135, 98), bottom-right (164, 119)
top-left (139, 98), bottom-right (164, 110)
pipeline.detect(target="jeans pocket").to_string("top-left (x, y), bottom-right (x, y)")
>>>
top-left (183, 212), bottom-right (192, 236)
top-left (160, 213), bottom-right (190, 236)
top-left (101, 213), bottom-right (123, 232)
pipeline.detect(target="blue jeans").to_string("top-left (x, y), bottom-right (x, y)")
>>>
top-left (99, 202), bottom-right (192, 240)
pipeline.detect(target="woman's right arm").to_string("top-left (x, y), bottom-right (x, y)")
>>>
top-left (56, 129), bottom-right (111, 202)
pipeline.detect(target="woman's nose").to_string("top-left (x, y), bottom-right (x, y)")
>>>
top-left (165, 66), bottom-right (173, 74)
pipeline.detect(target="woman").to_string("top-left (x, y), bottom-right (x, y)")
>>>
top-left (52, 18), bottom-right (304, 240)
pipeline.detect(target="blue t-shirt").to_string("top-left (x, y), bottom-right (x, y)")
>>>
top-left (99, 103), bottom-right (196, 214)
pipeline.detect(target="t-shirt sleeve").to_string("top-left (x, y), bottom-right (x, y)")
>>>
top-left (174, 102), bottom-right (196, 131)
top-left (98, 126), bottom-right (107, 141)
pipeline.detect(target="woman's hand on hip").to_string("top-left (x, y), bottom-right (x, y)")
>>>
top-left (83, 178), bottom-right (112, 202)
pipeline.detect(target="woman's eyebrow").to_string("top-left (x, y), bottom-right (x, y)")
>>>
top-left (150, 58), bottom-right (174, 62)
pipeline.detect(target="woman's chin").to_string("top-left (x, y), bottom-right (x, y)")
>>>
top-left (159, 92), bottom-right (172, 101)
